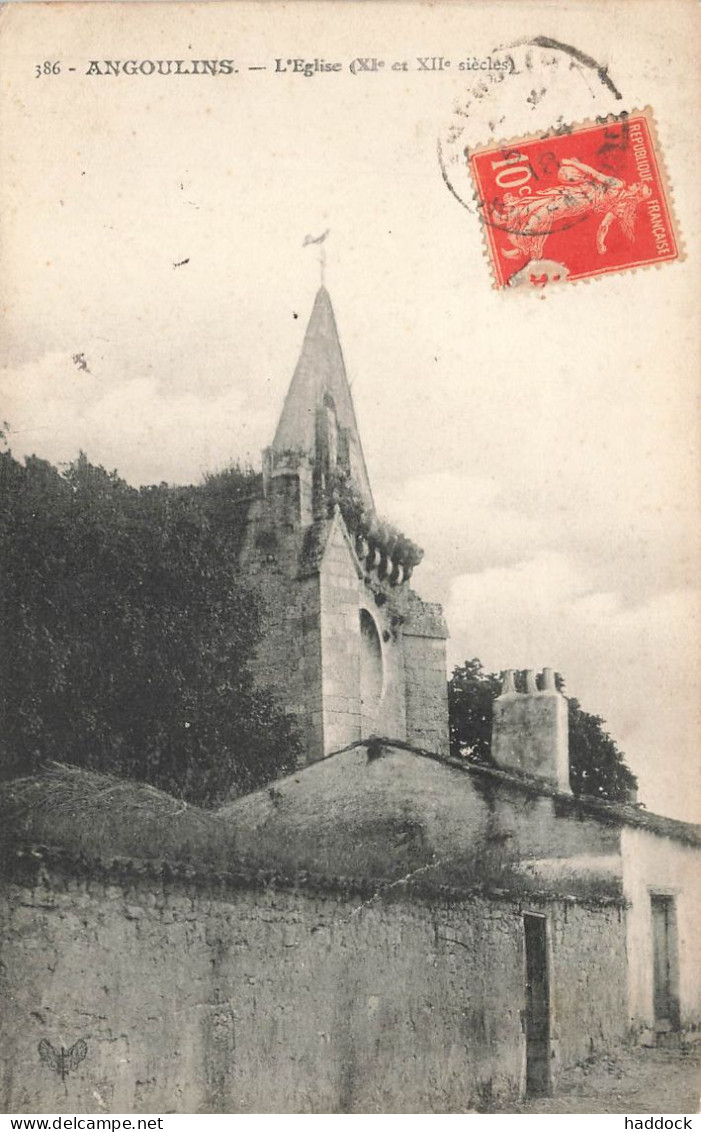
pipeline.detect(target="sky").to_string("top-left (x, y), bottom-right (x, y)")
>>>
top-left (1, 1), bottom-right (699, 820)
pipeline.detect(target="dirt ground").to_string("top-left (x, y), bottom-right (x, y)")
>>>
top-left (488, 1046), bottom-right (701, 1114)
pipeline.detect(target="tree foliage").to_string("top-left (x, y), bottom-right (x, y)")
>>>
top-left (448, 658), bottom-right (638, 803)
top-left (448, 658), bottom-right (501, 766)
top-left (566, 696), bottom-right (638, 802)
top-left (0, 449), bottom-right (301, 804)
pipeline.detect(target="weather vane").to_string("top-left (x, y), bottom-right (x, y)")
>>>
top-left (303, 229), bottom-right (330, 286)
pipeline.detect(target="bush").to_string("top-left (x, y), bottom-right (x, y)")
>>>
top-left (0, 450), bottom-right (301, 804)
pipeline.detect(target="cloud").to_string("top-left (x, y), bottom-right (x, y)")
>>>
top-left (376, 471), bottom-right (548, 577)
top-left (0, 349), bottom-right (271, 485)
top-left (446, 552), bottom-right (700, 822)
top-left (376, 455), bottom-right (699, 611)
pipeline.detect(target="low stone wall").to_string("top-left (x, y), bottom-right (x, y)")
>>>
top-left (1, 855), bottom-right (627, 1114)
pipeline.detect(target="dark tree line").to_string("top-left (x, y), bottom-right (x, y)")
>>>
top-left (448, 658), bottom-right (638, 803)
top-left (0, 439), bottom-right (637, 808)
top-left (0, 449), bottom-right (301, 805)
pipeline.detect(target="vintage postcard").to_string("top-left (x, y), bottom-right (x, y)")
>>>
top-left (0, 0), bottom-right (699, 1118)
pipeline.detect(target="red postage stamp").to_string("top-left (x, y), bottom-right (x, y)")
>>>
top-left (468, 109), bottom-right (680, 289)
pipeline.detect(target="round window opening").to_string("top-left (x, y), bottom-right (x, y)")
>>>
top-left (360, 608), bottom-right (383, 722)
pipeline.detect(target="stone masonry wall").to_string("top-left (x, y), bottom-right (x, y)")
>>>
top-left (548, 899), bottom-right (629, 1070)
top-left (318, 522), bottom-right (362, 753)
top-left (224, 746), bottom-right (627, 904)
top-left (318, 521), bottom-right (406, 754)
top-left (242, 498), bottom-right (411, 762)
top-left (239, 493), bottom-right (324, 761)
top-left (403, 631), bottom-right (450, 756)
top-left (1, 860), bottom-right (627, 1114)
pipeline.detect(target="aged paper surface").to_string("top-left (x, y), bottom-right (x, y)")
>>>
top-left (1, 0), bottom-right (699, 1116)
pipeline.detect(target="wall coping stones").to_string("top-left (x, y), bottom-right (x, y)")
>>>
top-left (1, 844), bottom-right (629, 912)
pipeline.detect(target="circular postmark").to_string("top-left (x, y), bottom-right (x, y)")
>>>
top-left (435, 39), bottom-right (664, 288)
top-left (438, 36), bottom-right (624, 218)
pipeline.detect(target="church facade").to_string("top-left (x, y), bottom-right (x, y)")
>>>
top-left (239, 286), bottom-right (449, 761)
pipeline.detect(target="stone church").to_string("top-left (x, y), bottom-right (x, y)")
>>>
top-left (1, 285), bottom-right (699, 1114)
top-left (239, 284), bottom-right (449, 761)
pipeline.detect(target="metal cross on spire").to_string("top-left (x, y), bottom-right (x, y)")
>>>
top-left (302, 229), bottom-right (330, 286)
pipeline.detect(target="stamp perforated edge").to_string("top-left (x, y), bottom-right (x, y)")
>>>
top-left (464, 107), bottom-right (685, 292)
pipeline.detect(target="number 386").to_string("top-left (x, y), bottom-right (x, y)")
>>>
top-left (35, 61), bottom-right (61, 77)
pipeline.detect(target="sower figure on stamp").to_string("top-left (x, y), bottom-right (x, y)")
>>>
top-left (493, 157), bottom-right (653, 261)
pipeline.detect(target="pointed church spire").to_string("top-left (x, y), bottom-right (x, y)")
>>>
top-left (271, 287), bottom-right (375, 511)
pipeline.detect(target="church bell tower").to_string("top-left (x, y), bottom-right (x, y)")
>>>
top-left (241, 285), bottom-right (449, 763)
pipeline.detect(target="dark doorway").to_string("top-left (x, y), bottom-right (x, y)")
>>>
top-left (523, 913), bottom-right (550, 1096)
top-left (651, 895), bottom-right (680, 1033)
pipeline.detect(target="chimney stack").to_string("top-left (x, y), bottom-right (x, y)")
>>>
top-left (491, 668), bottom-right (571, 793)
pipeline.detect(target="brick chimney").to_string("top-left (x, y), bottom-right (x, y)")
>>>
top-left (491, 668), bottom-right (571, 793)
